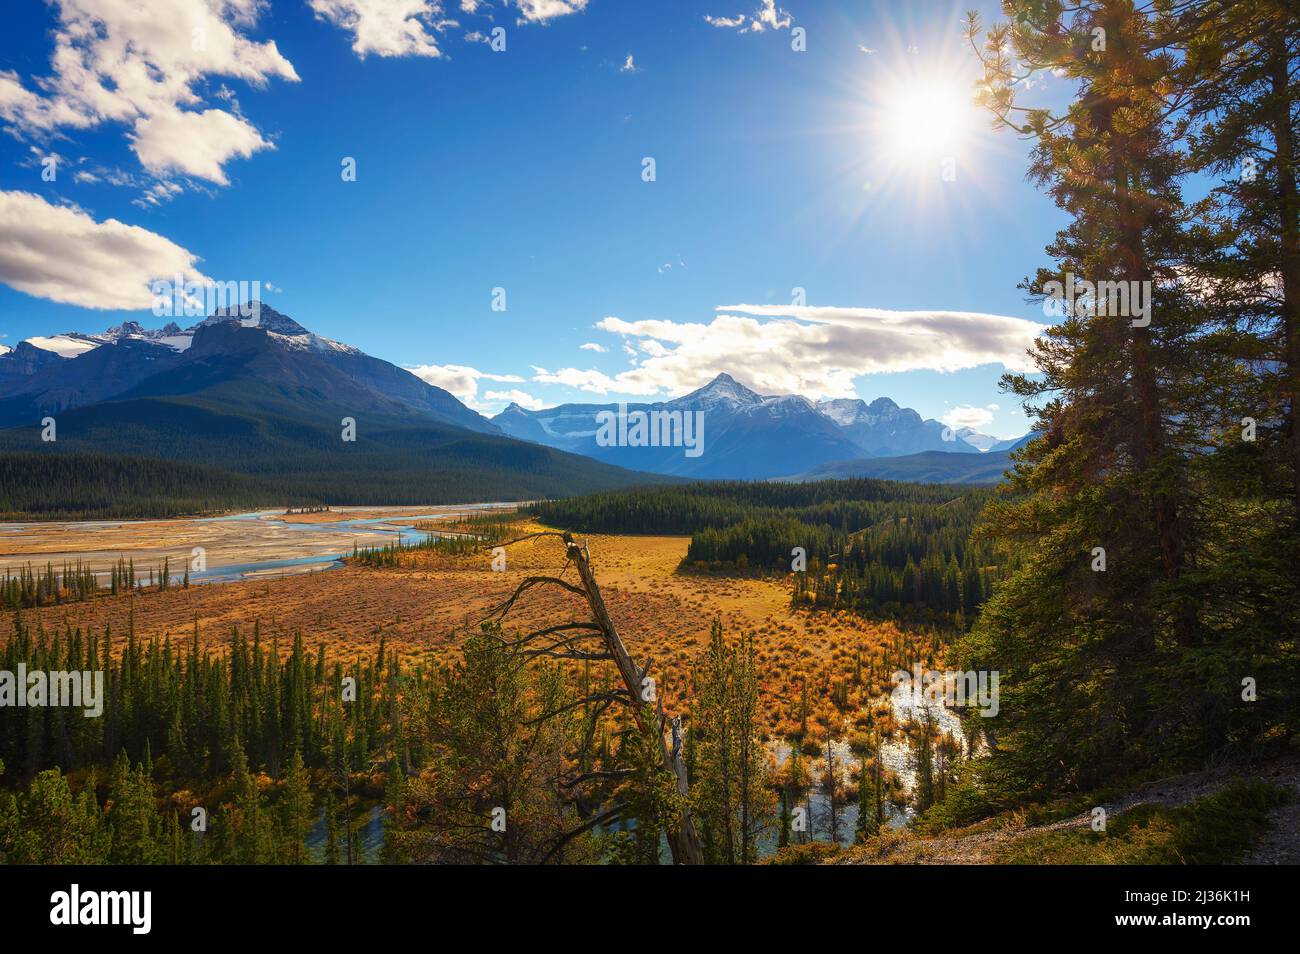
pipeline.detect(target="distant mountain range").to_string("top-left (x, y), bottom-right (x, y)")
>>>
top-left (0, 309), bottom-right (1029, 508)
top-left (492, 373), bottom-right (1027, 480)
top-left (0, 303), bottom-right (490, 432)
top-left (0, 303), bottom-right (666, 507)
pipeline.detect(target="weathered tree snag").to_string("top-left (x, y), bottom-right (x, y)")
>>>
top-left (487, 529), bottom-right (704, 864)
top-left (560, 532), bottom-right (705, 865)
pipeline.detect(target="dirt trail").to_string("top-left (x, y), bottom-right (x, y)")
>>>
top-left (838, 756), bottom-right (1300, 864)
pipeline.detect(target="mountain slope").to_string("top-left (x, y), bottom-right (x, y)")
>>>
top-left (787, 449), bottom-right (1020, 484)
top-left (954, 426), bottom-right (1001, 452)
top-left (0, 390), bottom-right (674, 506)
top-left (0, 340), bottom-right (67, 395)
top-left (0, 337), bottom-right (182, 419)
top-left (120, 317), bottom-right (494, 432)
top-left (989, 433), bottom-right (1034, 453)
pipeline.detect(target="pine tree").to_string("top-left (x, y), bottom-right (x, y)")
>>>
top-left (911, 713), bottom-right (935, 815)
top-left (854, 757), bottom-right (872, 844)
top-left (323, 791), bottom-right (340, 866)
top-left (693, 620), bottom-right (771, 863)
top-left (280, 749), bottom-right (313, 864)
top-left (957, 0), bottom-right (1274, 792)
top-left (107, 751), bottom-right (160, 864)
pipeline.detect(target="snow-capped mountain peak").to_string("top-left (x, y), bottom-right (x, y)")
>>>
top-left (200, 301), bottom-right (360, 355)
top-left (670, 372), bottom-right (765, 410)
top-left (201, 300), bottom-right (308, 335)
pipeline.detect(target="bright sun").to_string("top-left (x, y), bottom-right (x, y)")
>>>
top-left (880, 79), bottom-right (973, 162)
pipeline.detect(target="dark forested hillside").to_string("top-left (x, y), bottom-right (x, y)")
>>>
top-left (0, 397), bottom-right (675, 518)
top-left (0, 453), bottom-right (305, 520)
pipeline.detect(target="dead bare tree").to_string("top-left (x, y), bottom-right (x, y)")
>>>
top-left (486, 530), bottom-right (705, 865)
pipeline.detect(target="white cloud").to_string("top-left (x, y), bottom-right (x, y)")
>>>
top-left (514, 0), bottom-right (588, 22)
top-left (705, 2), bottom-right (792, 33)
top-left (0, 0), bottom-right (298, 187)
top-left (579, 342), bottom-right (607, 352)
top-left (530, 302), bottom-right (1043, 400)
top-left (751, 0), bottom-right (792, 30)
top-left (941, 405), bottom-right (995, 430)
top-left (131, 106), bottom-right (271, 185)
top-left (530, 365), bottom-right (622, 394)
top-left (313, 0), bottom-right (586, 57)
top-left (620, 54), bottom-right (638, 73)
top-left (309, 0), bottom-right (448, 58)
top-left (0, 190), bottom-right (210, 310)
top-left (133, 179), bottom-right (185, 208)
top-left (405, 363), bottom-right (524, 409)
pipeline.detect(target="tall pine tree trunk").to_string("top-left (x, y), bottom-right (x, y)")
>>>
top-left (1270, 36), bottom-right (1300, 517)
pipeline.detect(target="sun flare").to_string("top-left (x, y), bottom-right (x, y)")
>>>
top-left (880, 78), bottom-right (974, 162)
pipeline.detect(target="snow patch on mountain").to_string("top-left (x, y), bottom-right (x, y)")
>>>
top-left (14, 301), bottom-right (364, 364)
top-left (817, 397), bottom-right (868, 426)
top-left (759, 393), bottom-right (821, 418)
top-left (22, 335), bottom-right (101, 358)
top-left (955, 427), bottom-right (1001, 452)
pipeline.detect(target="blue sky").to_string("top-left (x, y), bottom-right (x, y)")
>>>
top-left (0, 0), bottom-right (1071, 438)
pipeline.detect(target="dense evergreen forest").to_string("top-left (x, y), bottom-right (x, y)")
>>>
top-left (533, 480), bottom-right (1005, 625)
top-left (0, 444), bottom-right (663, 521)
top-left (0, 453), bottom-right (308, 520)
top-left (0, 611), bottom-right (785, 864)
top-left (531, 478), bottom-right (969, 534)
top-left (0, 614), bottom-right (375, 863)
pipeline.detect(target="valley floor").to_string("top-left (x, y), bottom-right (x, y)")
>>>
top-left (0, 504), bottom-right (514, 581)
top-left (7, 512), bottom-right (1289, 865)
top-left (4, 519), bottom-right (910, 736)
